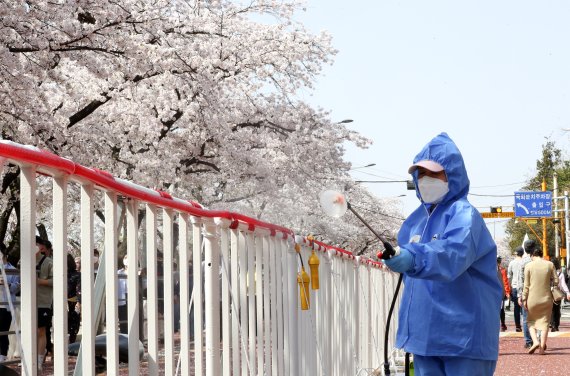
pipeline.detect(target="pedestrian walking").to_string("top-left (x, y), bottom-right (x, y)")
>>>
top-left (67, 253), bottom-right (81, 343)
top-left (518, 240), bottom-right (534, 348)
top-left (507, 247), bottom-right (524, 332)
top-left (118, 255), bottom-right (128, 334)
top-left (35, 236), bottom-right (53, 371)
top-left (498, 256), bottom-right (510, 331)
top-left (549, 258), bottom-right (570, 332)
top-left (522, 244), bottom-right (557, 355)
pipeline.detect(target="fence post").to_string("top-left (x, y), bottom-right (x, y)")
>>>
top-left (203, 218), bottom-right (221, 376)
top-left (353, 256), bottom-right (360, 374)
top-left (296, 242), bottom-right (306, 375)
top-left (321, 249), bottom-right (333, 376)
top-left (255, 230), bottom-right (267, 376)
top-left (237, 224), bottom-right (249, 376)
top-left (104, 192), bottom-right (119, 376)
top-left (342, 257), bottom-right (350, 375)
top-left (230, 226), bottom-right (241, 376)
top-left (145, 204), bottom-right (159, 376)
top-left (262, 234), bottom-right (272, 375)
top-left (191, 216), bottom-right (204, 376)
top-left (52, 175), bottom-right (69, 375)
top-left (280, 235), bottom-right (289, 376)
top-left (364, 262), bottom-right (372, 369)
top-left (77, 183), bottom-right (96, 376)
top-left (20, 165), bottom-right (37, 376)
top-left (163, 208), bottom-right (175, 376)
top-left (286, 237), bottom-right (299, 375)
top-left (127, 199), bottom-right (140, 375)
top-left (269, 235), bottom-right (280, 376)
top-left (215, 218), bottom-right (232, 376)
top-left (179, 213), bottom-right (191, 375)
top-left (246, 230), bottom-right (257, 376)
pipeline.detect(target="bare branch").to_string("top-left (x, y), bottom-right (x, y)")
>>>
top-left (68, 94), bottom-right (111, 128)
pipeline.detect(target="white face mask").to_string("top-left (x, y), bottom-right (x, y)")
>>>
top-left (418, 176), bottom-right (449, 204)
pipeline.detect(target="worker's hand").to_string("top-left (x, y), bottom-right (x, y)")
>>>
top-left (384, 248), bottom-right (414, 273)
top-left (380, 242), bottom-right (400, 260)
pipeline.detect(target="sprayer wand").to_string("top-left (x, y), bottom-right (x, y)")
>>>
top-left (345, 202), bottom-right (397, 260)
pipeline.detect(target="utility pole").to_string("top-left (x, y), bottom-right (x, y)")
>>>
top-left (564, 191), bottom-right (570, 270)
top-left (554, 172), bottom-right (559, 258)
top-left (542, 178), bottom-right (548, 259)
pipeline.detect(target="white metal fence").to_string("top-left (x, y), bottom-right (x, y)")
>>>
top-left (0, 140), bottom-right (400, 376)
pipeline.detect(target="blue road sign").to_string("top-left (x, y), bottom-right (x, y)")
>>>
top-left (514, 191), bottom-right (552, 217)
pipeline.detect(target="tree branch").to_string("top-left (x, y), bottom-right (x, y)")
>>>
top-left (159, 109), bottom-right (183, 141)
top-left (232, 120), bottom-right (293, 137)
top-left (68, 94), bottom-right (111, 128)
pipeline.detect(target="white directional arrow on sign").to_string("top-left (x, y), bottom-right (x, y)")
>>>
top-left (516, 203), bottom-right (530, 215)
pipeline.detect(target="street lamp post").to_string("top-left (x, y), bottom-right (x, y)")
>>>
top-left (554, 191), bottom-right (570, 266)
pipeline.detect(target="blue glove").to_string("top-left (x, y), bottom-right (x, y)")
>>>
top-left (383, 248), bottom-right (414, 273)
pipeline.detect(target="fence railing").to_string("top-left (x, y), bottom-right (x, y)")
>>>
top-left (0, 140), bottom-right (400, 376)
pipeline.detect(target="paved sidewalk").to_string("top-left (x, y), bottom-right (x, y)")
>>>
top-left (496, 305), bottom-right (570, 375)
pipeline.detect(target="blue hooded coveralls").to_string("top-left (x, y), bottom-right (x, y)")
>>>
top-left (396, 133), bottom-right (502, 376)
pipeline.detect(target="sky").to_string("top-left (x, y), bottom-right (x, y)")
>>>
top-left (295, 0), bottom-right (570, 240)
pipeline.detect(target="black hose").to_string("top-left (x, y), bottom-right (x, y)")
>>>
top-left (405, 352), bottom-right (410, 376)
top-left (383, 273), bottom-right (403, 375)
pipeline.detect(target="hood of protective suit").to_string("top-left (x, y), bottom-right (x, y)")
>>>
top-left (411, 133), bottom-right (469, 204)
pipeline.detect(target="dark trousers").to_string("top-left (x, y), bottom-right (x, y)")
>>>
top-left (510, 288), bottom-right (522, 328)
top-left (46, 304), bottom-right (53, 353)
top-left (500, 300), bottom-right (506, 326)
top-left (0, 309), bottom-right (11, 356)
top-left (551, 302), bottom-right (561, 330)
top-left (118, 304), bottom-right (128, 334)
top-left (68, 302), bottom-right (81, 344)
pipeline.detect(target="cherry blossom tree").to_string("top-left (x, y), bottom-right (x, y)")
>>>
top-left (0, 0), bottom-right (398, 255)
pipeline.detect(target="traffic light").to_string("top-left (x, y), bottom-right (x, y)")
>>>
top-left (490, 206), bottom-right (502, 213)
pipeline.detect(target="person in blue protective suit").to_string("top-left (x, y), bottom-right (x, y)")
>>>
top-left (384, 133), bottom-right (503, 376)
